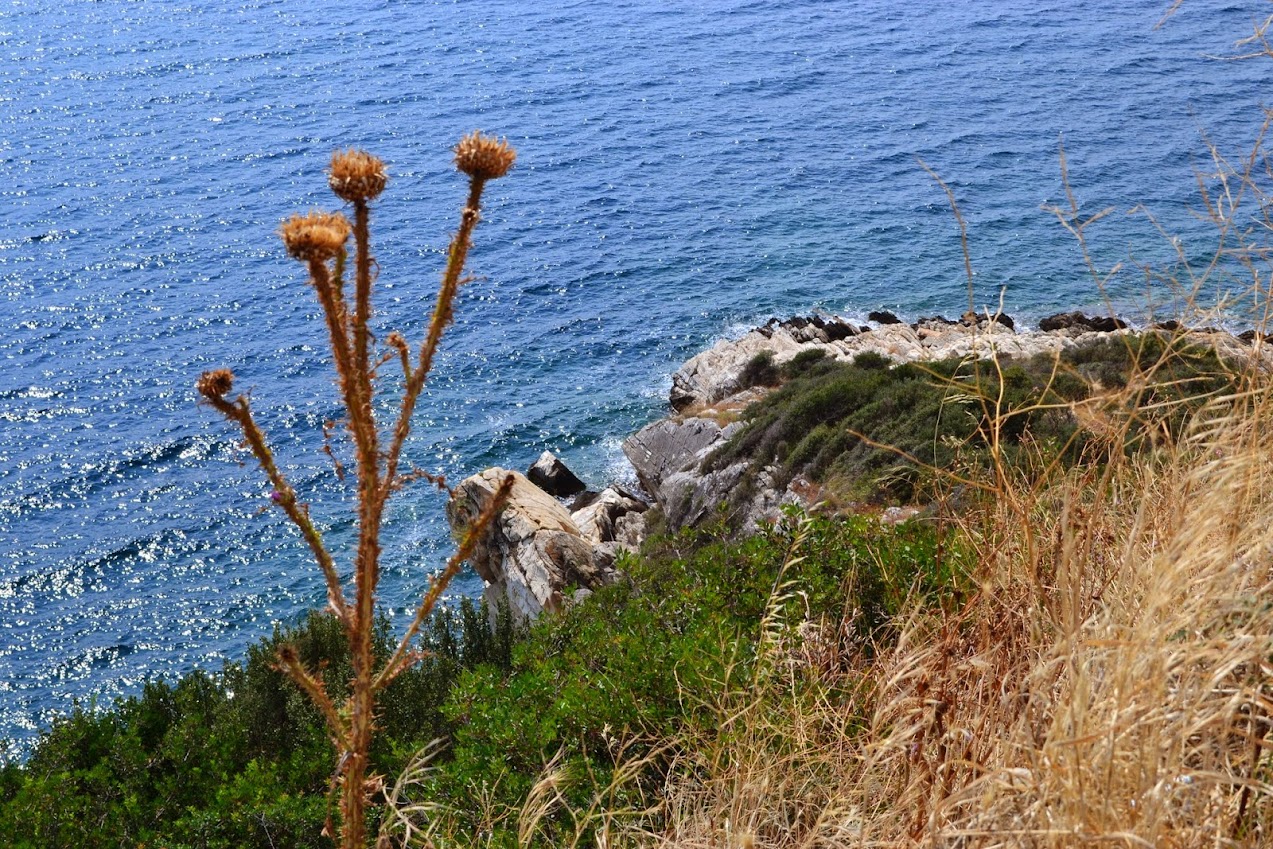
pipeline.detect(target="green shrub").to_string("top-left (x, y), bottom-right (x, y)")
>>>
top-left (783, 346), bottom-right (829, 377)
top-left (410, 512), bottom-right (966, 844)
top-left (739, 349), bottom-right (780, 389)
top-left (710, 333), bottom-right (1243, 507)
top-left (0, 598), bottom-right (516, 848)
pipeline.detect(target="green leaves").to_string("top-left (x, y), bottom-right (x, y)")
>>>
top-left (1, 598), bottom-right (515, 848)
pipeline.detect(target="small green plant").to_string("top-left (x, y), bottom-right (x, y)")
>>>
top-left (739, 350), bottom-right (780, 389)
top-left (197, 135), bottom-right (518, 848)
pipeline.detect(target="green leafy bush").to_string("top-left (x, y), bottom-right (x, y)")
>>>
top-left (409, 512), bottom-right (965, 844)
top-left (710, 333), bottom-right (1241, 506)
top-left (0, 598), bottom-right (515, 848)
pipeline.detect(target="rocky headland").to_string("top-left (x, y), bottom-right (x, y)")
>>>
top-left (449, 310), bottom-right (1272, 620)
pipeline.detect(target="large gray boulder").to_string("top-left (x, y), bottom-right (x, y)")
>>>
top-left (622, 417), bottom-right (729, 496)
top-left (622, 416), bottom-right (757, 532)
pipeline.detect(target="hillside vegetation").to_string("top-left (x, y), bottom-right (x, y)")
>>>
top-left (4, 327), bottom-right (1272, 846)
top-left (713, 333), bottom-right (1239, 506)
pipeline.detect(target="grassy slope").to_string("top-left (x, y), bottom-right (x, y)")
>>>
top-left (713, 333), bottom-right (1237, 508)
top-left (3, 331), bottom-right (1272, 847)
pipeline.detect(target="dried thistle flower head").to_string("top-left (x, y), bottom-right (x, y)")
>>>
top-left (197, 368), bottom-right (235, 401)
top-left (279, 211), bottom-right (352, 263)
top-left (328, 149), bottom-right (388, 203)
top-left (454, 131), bottom-right (516, 180)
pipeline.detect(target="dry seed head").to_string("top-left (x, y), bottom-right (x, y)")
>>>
top-left (454, 131), bottom-right (516, 180)
top-left (197, 368), bottom-right (235, 401)
top-left (279, 211), bottom-right (352, 263)
top-left (328, 149), bottom-right (387, 203)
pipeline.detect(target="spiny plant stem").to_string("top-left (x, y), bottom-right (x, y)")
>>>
top-left (202, 391), bottom-right (349, 620)
top-left (382, 175), bottom-right (489, 495)
top-left (375, 472), bottom-right (514, 691)
top-left (198, 134), bottom-right (515, 849)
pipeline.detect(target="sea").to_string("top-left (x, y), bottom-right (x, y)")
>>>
top-left (0, 0), bottom-right (1269, 755)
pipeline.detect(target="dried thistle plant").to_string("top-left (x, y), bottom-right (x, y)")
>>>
top-left (198, 135), bottom-right (516, 849)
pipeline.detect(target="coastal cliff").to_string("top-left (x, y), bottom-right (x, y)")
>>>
top-left (453, 310), bottom-right (1269, 618)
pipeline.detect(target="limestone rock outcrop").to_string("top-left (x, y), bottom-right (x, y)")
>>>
top-left (620, 416), bottom-right (813, 533)
top-left (639, 311), bottom-right (1273, 534)
top-left (668, 314), bottom-right (1122, 411)
top-left (449, 468), bottom-right (650, 621)
top-left (448, 469), bottom-right (609, 621)
top-left (450, 310), bottom-right (1273, 621)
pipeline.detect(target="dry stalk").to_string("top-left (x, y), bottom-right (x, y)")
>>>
top-left (198, 134), bottom-right (516, 849)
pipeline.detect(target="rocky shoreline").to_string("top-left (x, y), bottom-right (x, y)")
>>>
top-left (448, 310), bottom-right (1273, 620)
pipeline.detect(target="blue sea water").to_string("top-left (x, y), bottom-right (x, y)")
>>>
top-left (0, 0), bottom-right (1268, 753)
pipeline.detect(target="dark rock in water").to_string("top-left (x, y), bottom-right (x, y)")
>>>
top-left (811, 314), bottom-right (859, 342)
top-left (1239, 329), bottom-right (1265, 343)
top-left (526, 450), bottom-right (587, 497)
top-left (1038, 311), bottom-right (1128, 333)
top-left (957, 309), bottom-right (1018, 328)
top-left (1156, 320), bottom-right (1181, 332)
top-left (1088, 315), bottom-right (1128, 332)
top-left (568, 490), bottom-right (601, 512)
top-left (1039, 311), bottom-right (1085, 331)
top-left (868, 310), bottom-right (903, 325)
top-left (782, 316), bottom-right (830, 344)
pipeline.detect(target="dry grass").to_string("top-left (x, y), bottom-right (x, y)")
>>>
top-left (599, 23), bottom-right (1273, 844)
top-left (613, 344), bottom-right (1273, 849)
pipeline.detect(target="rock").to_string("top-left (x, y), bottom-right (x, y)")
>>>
top-left (526, 450), bottom-right (587, 498)
top-left (623, 417), bottom-right (728, 496)
top-left (613, 510), bottom-right (647, 548)
top-left (880, 506), bottom-right (921, 525)
top-left (448, 468), bottom-right (608, 622)
top-left (815, 315), bottom-right (860, 342)
top-left (959, 311), bottom-right (1014, 330)
top-left (1038, 311), bottom-right (1128, 333)
top-left (1037, 311), bottom-right (1083, 332)
top-left (868, 310), bottom-right (903, 325)
top-left (669, 316), bottom-right (877, 410)
top-left (1087, 315), bottom-right (1129, 332)
top-left (571, 487), bottom-right (648, 545)
top-left (756, 315), bottom-right (854, 345)
top-left (568, 489), bottom-right (601, 512)
top-left (660, 460), bottom-right (749, 530)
